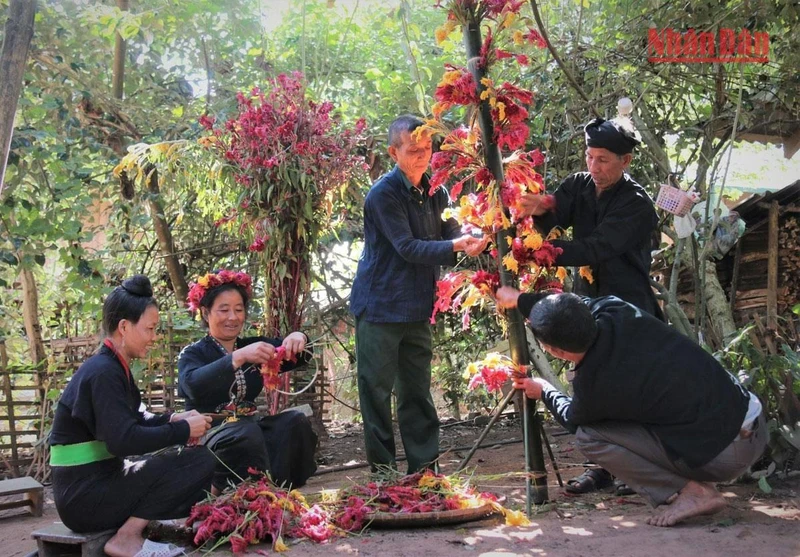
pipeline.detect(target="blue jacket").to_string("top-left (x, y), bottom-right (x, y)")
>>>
top-left (350, 166), bottom-right (462, 323)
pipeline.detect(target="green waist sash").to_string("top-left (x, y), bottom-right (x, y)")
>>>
top-left (50, 440), bottom-right (115, 467)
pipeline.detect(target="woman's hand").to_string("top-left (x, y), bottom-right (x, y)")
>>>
top-left (170, 409), bottom-right (203, 423)
top-left (231, 341), bottom-right (277, 369)
top-left (282, 331), bottom-right (307, 360)
top-left (183, 413), bottom-right (212, 438)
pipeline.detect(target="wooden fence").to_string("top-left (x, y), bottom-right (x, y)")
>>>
top-left (1, 325), bottom-right (331, 479)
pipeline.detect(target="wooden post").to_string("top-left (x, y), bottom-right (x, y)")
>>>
top-left (729, 239), bottom-right (742, 321)
top-left (0, 0), bottom-right (36, 200)
top-left (767, 201), bottom-right (779, 330)
top-left (0, 340), bottom-right (19, 477)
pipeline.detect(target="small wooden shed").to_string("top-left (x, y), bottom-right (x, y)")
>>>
top-left (715, 179), bottom-right (800, 328)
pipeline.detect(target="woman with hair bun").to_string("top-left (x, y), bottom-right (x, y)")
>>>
top-left (178, 269), bottom-right (317, 493)
top-left (50, 275), bottom-right (215, 557)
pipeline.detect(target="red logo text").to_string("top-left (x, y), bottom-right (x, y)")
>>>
top-left (648, 28), bottom-right (769, 63)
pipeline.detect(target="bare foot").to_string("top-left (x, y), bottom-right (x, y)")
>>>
top-left (646, 481), bottom-right (726, 527)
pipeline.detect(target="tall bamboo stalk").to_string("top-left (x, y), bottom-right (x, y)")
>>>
top-left (462, 19), bottom-right (548, 507)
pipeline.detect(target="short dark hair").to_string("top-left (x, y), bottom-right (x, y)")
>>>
top-left (199, 282), bottom-right (250, 327)
top-left (528, 293), bottom-right (597, 353)
top-left (388, 114), bottom-right (424, 148)
top-left (103, 275), bottom-right (158, 336)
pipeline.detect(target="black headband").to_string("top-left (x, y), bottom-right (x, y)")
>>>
top-left (584, 118), bottom-right (640, 155)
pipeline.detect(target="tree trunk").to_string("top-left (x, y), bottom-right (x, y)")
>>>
top-left (145, 165), bottom-right (189, 303)
top-left (701, 260), bottom-right (737, 343)
top-left (19, 267), bottom-right (47, 366)
top-left (682, 240), bottom-right (737, 344)
top-left (0, 0), bottom-right (36, 200)
top-left (112, 0), bottom-right (129, 100)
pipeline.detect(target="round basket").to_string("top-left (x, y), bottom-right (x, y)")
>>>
top-left (366, 502), bottom-right (500, 529)
top-left (656, 184), bottom-right (694, 217)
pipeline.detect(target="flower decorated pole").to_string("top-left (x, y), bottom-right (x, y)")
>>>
top-left (461, 16), bottom-right (548, 509)
top-left (426, 1), bottom-right (564, 511)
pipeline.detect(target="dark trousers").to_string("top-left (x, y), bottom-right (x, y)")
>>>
top-left (356, 317), bottom-right (439, 473)
top-left (53, 446), bottom-right (215, 533)
top-left (575, 413), bottom-right (768, 506)
top-left (204, 409), bottom-right (318, 490)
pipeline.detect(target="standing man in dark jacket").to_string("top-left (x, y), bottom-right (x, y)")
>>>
top-left (519, 117), bottom-right (662, 320)
top-left (350, 114), bottom-right (485, 473)
top-left (497, 287), bottom-right (765, 527)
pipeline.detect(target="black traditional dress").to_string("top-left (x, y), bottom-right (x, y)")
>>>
top-left (177, 335), bottom-right (317, 490)
top-left (50, 341), bottom-right (215, 533)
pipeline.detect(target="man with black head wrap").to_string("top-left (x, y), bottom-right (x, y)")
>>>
top-left (520, 117), bottom-right (662, 321)
top-left (519, 117), bottom-right (662, 495)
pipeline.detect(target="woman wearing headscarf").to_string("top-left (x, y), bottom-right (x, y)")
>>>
top-left (177, 270), bottom-right (317, 493)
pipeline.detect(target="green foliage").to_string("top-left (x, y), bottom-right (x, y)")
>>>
top-left (432, 312), bottom-right (505, 416)
top-left (716, 325), bottom-right (800, 470)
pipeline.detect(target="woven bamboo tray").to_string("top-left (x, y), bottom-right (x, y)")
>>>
top-left (366, 502), bottom-right (500, 529)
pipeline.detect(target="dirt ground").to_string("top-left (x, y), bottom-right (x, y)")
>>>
top-left (2, 417), bottom-right (799, 557)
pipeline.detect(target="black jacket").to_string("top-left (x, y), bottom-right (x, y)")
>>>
top-left (522, 294), bottom-right (749, 469)
top-left (51, 346), bottom-right (190, 456)
top-left (536, 172), bottom-right (662, 319)
top-left (177, 335), bottom-right (311, 413)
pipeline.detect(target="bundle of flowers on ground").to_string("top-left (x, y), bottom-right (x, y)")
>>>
top-left (187, 470), bottom-right (530, 553)
top-left (187, 471), bottom-right (339, 553)
top-left (328, 470), bottom-right (530, 529)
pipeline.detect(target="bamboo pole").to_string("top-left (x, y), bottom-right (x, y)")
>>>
top-left (462, 18), bottom-right (548, 508)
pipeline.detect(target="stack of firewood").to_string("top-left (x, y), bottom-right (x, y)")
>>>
top-left (779, 216), bottom-right (800, 303)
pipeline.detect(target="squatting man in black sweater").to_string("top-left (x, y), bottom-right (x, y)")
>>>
top-left (495, 287), bottom-right (767, 527)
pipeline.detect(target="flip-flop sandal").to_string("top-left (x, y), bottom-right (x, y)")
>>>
top-left (565, 468), bottom-right (613, 494)
top-left (133, 539), bottom-right (186, 557)
top-left (613, 478), bottom-right (636, 496)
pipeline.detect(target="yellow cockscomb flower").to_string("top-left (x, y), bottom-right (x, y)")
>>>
top-left (523, 232), bottom-right (543, 251)
top-left (503, 253), bottom-right (519, 273)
